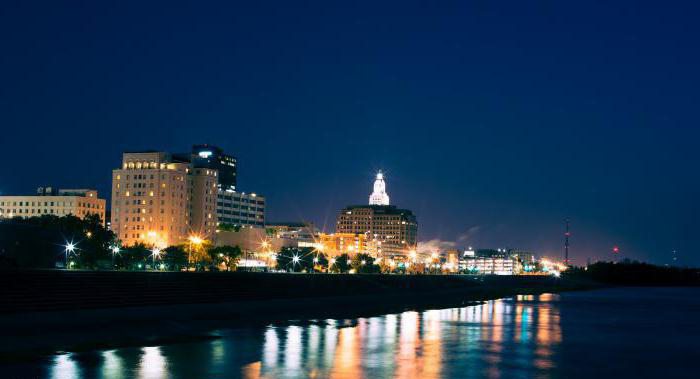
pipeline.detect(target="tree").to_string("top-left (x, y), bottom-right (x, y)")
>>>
top-left (276, 246), bottom-right (316, 272)
top-left (0, 214), bottom-right (116, 269)
top-left (116, 243), bottom-right (150, 270)
top-left (208, 245), bottom-right (242, 271)
top-left (76, 214), bottom-right (116, 269)
top-left (163, 245), bottom-right (189, 271)
top-left (218, 223), bottom-right (240, 232)
top-left (187, 239), bottom-right (212, 270)
top-left (350, 253), bottom-right (379, 273)
top-left (311, 252), bottom-right (328, 272)
top-left (330, 253), bottom-right (351, 273)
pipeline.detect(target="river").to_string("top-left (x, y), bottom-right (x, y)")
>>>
top-left (4, 287), bottom-right (699, 378)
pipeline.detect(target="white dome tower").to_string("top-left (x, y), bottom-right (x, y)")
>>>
top-left (369, 171), bottom-right (390, 205)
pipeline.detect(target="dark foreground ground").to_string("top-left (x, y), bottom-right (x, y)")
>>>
top-left (0, 270), bottom-right (597, 358)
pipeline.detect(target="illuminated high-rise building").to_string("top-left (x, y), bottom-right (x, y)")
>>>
top-left (189, 144), bottom-right (237, 191)
top-left (111, 151), bottom-right (218, 247)
top-left (336, 171), bottom-right (417, 256)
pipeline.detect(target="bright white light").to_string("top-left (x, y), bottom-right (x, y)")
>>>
top-left (112, 246), bottom-right (120, 253)
top-left (292, 255), bottom-right (300, 264)
top-left (369, 170), bottom-right (390, 205)
top-left (361, 260), bottom-right (366, 265)
top-left (65, 243), bottom-right (76, 253)
top-left (198, 151), bottom-right (213, 158)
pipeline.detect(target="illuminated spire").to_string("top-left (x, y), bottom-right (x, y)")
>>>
top-left (369, 171), bottom-right (390, 205)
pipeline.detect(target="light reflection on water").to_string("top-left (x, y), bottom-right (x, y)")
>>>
top-left (35, 293), bottom-right (570, 378)
top-left (45, 293), bottom-right (565, 379)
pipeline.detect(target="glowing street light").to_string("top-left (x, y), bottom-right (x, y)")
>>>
top-left (152, 248), bottom-right (161, 268)
top-left (111, 245), bottom-right (120, 268)
top-left (64, 241), bottom-right (76, 269)
top-left (187, 235), bottom-right (204, 265)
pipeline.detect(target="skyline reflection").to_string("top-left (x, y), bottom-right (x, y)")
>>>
top-left (34, 294), bottom-right (564, 379)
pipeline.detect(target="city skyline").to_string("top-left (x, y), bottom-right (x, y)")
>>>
top-left (1, 2), bottom-right (699, 266)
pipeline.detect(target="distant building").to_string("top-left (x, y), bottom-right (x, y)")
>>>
top-left (461, 249), bottom-right (521, 275)
top-left (336, 172), bottom-right (417, 256)
top-left (216, 190), bottom-right (265, 228)
top-left (111, 151), bottom-right (218, 247)
top-left (0, 187), bottom-right (106, 225)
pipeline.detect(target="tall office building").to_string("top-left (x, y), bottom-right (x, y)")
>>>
top-left (111, 151), bottom-right (218, 247)
top-left (189, 144), bottom-right (237, 191)
top-left (0, 187), bottom-right (106, 224)
top-left (336, 172), bottom-right (417, 256)
top-left (187, 144), bottom-right (265, 228)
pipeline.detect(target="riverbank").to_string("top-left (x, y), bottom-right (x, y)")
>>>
top-left (0, 270), bottom-right (599, 358)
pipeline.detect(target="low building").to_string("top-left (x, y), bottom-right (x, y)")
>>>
top-left (0, 187), bottom-right (106, 225)
top-left (461, 249), bottom-right (521, 275)
top-left (266, 222), bottom-right (318, 241)
top-left (317, 233), bottom-right (368, 257)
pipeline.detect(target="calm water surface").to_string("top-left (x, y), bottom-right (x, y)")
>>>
top-left (6, 287), bottom-right (700, 378)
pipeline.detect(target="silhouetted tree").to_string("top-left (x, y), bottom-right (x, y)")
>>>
top-left (208, 245), bottom-right (243, 271)
top-left (350, 253), bottom-right (379, 273)
top-left (163, 245), bottom-right (188, 271)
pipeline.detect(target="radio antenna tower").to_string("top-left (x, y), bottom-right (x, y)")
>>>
top-left (564, 219), bottom-right (570, 266)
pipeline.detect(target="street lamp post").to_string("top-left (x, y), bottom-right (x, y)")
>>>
top-left (111, 246), bottom-right (120, 269)
top-left (152, 248), bottom-right (161, 269)
top-left (64, 242), bottom-right (76, 269)
top-left (188, 235), bottom-right (203, 270)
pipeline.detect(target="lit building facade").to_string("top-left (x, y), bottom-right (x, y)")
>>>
top-left (463, 256), bottom-right (518, 275)
top-left (460, 250), bottom-right (522, 275)
top-left (336, 172), bottom-right (417, 256)
top-left (0, 187), bottom-right (106, 224)
top-left (216, 190), bottom-right (265, 228)
top-left (317, 233), bottom-right (368, 257)
top-left (111, 151), bottom-right (218, 247)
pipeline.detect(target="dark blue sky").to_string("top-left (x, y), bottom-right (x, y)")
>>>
top-left (1, 1), bottom-right (698, 265)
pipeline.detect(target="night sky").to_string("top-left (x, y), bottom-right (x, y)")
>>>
top-left (1, 1), bottom-right (698, 266)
